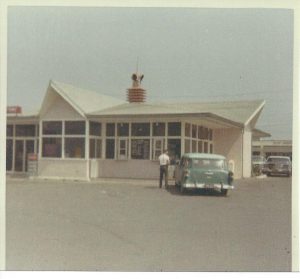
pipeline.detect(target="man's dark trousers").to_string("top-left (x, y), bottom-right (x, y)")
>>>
top-left (159, 165), bottom-right (168, 188)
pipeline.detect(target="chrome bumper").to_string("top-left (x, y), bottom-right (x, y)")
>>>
top-left (183, 183), bottom-right (234, 190)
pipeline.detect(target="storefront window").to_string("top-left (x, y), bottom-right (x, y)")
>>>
top-left (185, 123), bottom-right (191, 137)
top-left (90, 122), bottom-right (101, 136)
top-left (204, 142), bottom-right (208, 153)
top-left (198, 126), bottom-right (203, 139)
top-left (106, 139), bottom-right (115, 159)
top-left (192, 125), bottom-right (197, 138)
top-left (117, 123), bottom-right (129, 136)
top-left (198, 141), bottom-right (203, 153)
top-left (7, 125), bottom-right (13, 137)
top-left (90, 139), bottom-right (102, 158)
top-left (168, 122), bottom-right (181, 136)
top-left (185, 139), bottom-right (190, 153)
top-left (152, 122), bottom-right (165, 137)
top-left (16, 125), bottom-right (36, 137)
top-left (168, 139), bottom-right (181, 164)
top-left (42, 138), bottom-right (62, 158)
top-left (65, 121), bottom-right (85, 135)
top-left (131, 123), bottom-right (150, 136)
top-left (152, 138), bottom-right (164, 160)
top-left (131, 139), bottom-right (150, 159)
top-left (209, 129), bottom-right (213, 140)
top-left (65, 138), bottom-right (85, 158)
top-left (192, 140), bottom-right (197, 152)
top-left (43, 121), bottom-right (62, 135)
top-left (106, 123), bottom-right (115, 137)
top-left (6, 139), bottom-right (13, 171)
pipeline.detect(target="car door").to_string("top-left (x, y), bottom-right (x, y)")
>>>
top-left (175, 157), bottom-right (186, 185)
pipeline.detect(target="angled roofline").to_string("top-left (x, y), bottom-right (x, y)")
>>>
top-left (49, 80), bottom-right (86, 118)
top-left (244, 100), bottom-right (265, 126)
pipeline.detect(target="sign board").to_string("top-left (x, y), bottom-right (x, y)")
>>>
top-left (27, 153), bottom-right (38, 175)
top-left (7, 106), bottom-right (22, 114)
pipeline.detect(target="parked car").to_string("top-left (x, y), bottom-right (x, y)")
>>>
top-left (263, 156), bottom-right (292, 177)
top-left (252, 155), bottom-right (266, 176)
top-left (174, 153), bottom-right (234, 196)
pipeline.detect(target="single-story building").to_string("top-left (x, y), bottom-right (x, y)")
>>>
top-left (252, 140), bottom-right (292, 160)
top-left (6, 74), bottom-right (268, 180)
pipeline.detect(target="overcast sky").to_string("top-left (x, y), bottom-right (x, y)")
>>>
top-left (7, 7), bottom-right (293, 139)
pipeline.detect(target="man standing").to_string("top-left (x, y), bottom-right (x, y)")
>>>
top-left (158, 149), bottom-right (170, 188)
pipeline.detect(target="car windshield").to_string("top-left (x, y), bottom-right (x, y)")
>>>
top-left (267, 157), bottom-right (290, 164)
top-left (189, 158), bottom-right (226, 170)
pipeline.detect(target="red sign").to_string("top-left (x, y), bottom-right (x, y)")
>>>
top-left (7, 106), bottom-right (22, 114)
top-left (27, 153), bottom-right (38, 161)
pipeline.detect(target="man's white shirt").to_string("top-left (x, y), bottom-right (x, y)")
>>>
top-left (159, 153), bottom-right (170, 166)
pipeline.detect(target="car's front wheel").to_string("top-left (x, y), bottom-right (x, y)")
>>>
top-left (221, 189), bottom-right (228, 196)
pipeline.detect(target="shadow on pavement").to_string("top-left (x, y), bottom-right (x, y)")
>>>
top-left (144, 184), bottom-right (227, 197)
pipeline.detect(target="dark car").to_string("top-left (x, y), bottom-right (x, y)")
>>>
top-left (174, 153), bottom-right (234, 196)
top-left (263, 156), bottom-right (292, 177)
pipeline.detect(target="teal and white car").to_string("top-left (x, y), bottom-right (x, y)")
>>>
top-left (174, 153), bottom-right (234, 196)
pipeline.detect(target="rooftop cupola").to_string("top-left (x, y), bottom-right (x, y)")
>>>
top-left (127, 73), bottom-right (146, 103)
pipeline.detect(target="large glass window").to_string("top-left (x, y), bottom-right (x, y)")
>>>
top-left (65, 121), bottom-right (85, 135)
top-left (131, 139), bottom-right (150, 159)
top-left (117, 123), bottom-right (129, 136)
top-left (43, 121), bottom-right (62, 135)
top-left (90, 139), bottom-right (102, 159)
top-left (65, 138), bottom-right (85, 158)
top-left (152, 123), bottom-right (165, 137)
top-left (192, 125), bottom-right (197, 138)
top-left (7, 125), bottom-right (13, 137)
top-left (192, 140), bottom-right (197, 152)
top-left (131, 123), bottom-right (150, 136)
top-left (90, 122), bottom-right (101, 136)
top-left (198, 141), bottom-right (203, 153)
top-left (204, 142), bottom-right (208, 153)
top-left (42, 138), bottom-right (62, 158)
top-left (6, 139), bottom-right (13, 171)
top-left (185, 123), bottom-right (191, 137)
top-left (185, 139), bottom-right (190, 153)
top-left (106, 139), bottom-right (115, 159)
top-left (167, 139), bottom-right (181, 164)
top-left (152, 138), bottom-right (164, 160)
top-left (16, 125), bottom-right (36, 137)
top-left (168, 122), bottom-right (181, 136)
top-left (106, 123), bottom-right (115, 137)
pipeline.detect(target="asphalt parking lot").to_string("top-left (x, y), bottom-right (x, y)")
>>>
top-left (6, 176), bottom-right (291, 271)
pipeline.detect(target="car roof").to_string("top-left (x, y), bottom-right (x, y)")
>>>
top-left (182, 153), bottom-right (226, 159)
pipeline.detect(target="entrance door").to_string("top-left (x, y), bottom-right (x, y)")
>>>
top-left (14, 139), bottom-right (35, 172)
top-left (6, 139), bottom-right (13, 171)
top-left (14, 140), bottom-right (24, 172)
top-left (25, 140), bottom-right (35, 172)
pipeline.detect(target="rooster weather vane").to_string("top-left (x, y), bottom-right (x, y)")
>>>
top-left (131, 73), bottom-right (144, 87)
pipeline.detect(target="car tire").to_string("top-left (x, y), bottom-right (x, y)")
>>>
top-left (221, 189), bottom-right (228, 196)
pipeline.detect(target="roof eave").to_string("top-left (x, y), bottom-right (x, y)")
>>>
top-left (86, 112), bottom-right (244, 128)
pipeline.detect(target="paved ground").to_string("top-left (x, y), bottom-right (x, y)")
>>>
top-left (6, 176), bottom-right (291, 271)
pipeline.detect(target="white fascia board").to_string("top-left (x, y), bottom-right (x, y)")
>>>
top-left (244, 100), bottom-right (266, 128)
top-left (50, 80), bottom-right (86, 119)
